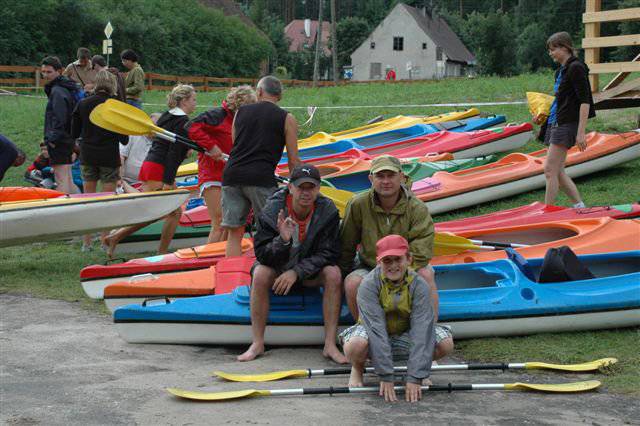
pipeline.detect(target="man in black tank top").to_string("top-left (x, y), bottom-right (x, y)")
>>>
top-left (221, 76), bottom-right (302, 257)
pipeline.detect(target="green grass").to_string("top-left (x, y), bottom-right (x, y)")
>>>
top-left (1, 71), bottom-right (638, 393)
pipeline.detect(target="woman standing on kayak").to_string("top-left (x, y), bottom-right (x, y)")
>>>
top-left (535, 32), bottom-right (595, 208)
top-left (186, 86), bottom-right (257, 243)
top-left (104, 84), bottom-right (197, 257)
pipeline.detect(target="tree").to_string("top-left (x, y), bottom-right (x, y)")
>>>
top-left (335, 17), bottom-right (370, 69)
top-left (516, 23), bottom-right (553, 73)
top-left (461, 11), bottom-right (518, 76)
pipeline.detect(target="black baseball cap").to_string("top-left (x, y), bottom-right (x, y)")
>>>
top-left (290, 164), bottom-right (321, 187)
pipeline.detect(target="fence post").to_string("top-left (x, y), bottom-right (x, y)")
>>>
top-left (34, 67), bottom-right (40, 91)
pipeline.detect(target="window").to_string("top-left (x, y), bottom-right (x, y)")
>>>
top-left (422, 42), bottom-right (427, 50)
top-left (393, 37), bottom-right (404, 51)
top-left (370, 41), bottom-right (375, 49)
top-left (436, 46), bottom-right (443, 60)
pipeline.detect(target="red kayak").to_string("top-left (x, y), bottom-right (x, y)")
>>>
top-left (80, 238), bottom-right (253, 300)
top-left (436, 202), bottom-right (640, 234)
top-left (366, 123), bottom-right (533, 159)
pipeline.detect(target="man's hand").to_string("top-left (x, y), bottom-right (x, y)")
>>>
top-left (205, 145), bottom-right (224, 161)
top-left (405, 382), bottom-right (422, 403)
top-left (379, 381), bottom-right (397, 402)
top-left (576, 131), bottom-right (587, 152)
top-left (277, 209), bottom-right (296, 243)
top-left (272, 270), bottom-right (297, 295)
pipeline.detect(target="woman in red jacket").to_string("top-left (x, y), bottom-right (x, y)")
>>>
top-left (187, 86), bottom-right (257, 243)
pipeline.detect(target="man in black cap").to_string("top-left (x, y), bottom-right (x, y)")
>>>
top-left (237, 164), bottom-right (347, 364)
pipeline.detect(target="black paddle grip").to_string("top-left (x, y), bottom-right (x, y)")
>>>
top-left (323, 368), bottom-right (352, 376)
top-left (483, 241), bottom-right (514, 248)
top-left (303, 386), bottom-right (350, 395)
top-left (467, 363), bottom-right (508, 371)
top-left (427, 384), bottom-right (473, 392)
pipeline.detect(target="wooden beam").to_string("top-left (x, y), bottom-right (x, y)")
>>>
top-left (584, 0), bottom-right (601, 91)
top-left (583, 7), bottom-right (640, 23)
top-left (602, 53), bottom-right (640, 91)
top-left (595, 96), bottom-right (640, 110)
top-left (594, 77), bottom-right (640, 103)
top-left (589, 61), bottom-right (640, 73)
top-left (582, 34), bottom-right (640, 49)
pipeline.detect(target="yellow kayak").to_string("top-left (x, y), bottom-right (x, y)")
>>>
top-left (298, 108), bottom-right (480, 149)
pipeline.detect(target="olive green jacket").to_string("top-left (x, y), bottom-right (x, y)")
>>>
top-left (124, 64), bottom-right (145, 99)
top-left (339, 186), bottom-right (434, 274)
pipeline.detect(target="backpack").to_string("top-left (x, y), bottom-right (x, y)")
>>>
top-left (537, 246), bottom-right (595, 283)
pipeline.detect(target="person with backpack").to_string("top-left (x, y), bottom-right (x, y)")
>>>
top-left (63, 47), bottom-right (96, 92)
top-left (41, 56), bottom-right (84, 194)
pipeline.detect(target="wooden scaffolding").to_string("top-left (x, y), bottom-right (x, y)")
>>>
top-left (583, 1), bottom-right (640, 110)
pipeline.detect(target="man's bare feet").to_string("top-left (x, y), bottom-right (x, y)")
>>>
top-left (237, 342), bottom-right (265, 362)
top-left (323, 344), bottom-right (349, 364)
top-left (348, 367), bottom-right (364, 387)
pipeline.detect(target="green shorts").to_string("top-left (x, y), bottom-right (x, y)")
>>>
top-left (81, 165), bottom-right (120, 183)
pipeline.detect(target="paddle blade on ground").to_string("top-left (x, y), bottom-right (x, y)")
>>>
top-left (525, 358), bottom-right (617, 372)
top-left (213, 370), bottom-right (309, 382)
top-left (167, 387), bottom-right (268, 401)
top-left (504, 380), bottom-right (601, 393)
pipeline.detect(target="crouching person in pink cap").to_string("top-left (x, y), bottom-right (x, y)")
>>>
top-left (341, 235), bottom-right (436, 403)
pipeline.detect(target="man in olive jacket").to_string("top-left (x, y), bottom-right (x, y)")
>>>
top-left (237, 165), bottom-right (347, 364)
top-left (339, 155), bottom-right (453, 360)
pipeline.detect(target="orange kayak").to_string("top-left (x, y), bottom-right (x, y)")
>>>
top-left (103, 256), bottom-right (254, 312)
top-left (0, 187), bottom-right (63, 202)
top-left (431, 217), bottom-right (640, 265)
top-left (412, 131), bottom-right (640, 214)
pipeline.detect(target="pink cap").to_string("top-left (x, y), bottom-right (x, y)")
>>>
top-left (376, 234), bottom-right (409, 262)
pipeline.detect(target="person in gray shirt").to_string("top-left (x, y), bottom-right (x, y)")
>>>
top-left (340, 234), bottom-right (436, 403)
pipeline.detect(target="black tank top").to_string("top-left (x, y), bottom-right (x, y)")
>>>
top-left (222, 101), bottom-right (288, 187)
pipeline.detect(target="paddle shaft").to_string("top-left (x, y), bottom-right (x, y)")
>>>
top-left (278, 384), bottom-right (494, 396)
top-left (309, 363), bottom-right (525, 378)
top-left (469, 239), bottom-right (528, 248)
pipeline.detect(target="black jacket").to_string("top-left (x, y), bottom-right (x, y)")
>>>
top-left (71, 91), bottom-right (128, 168)
top-left (143, 110), bottom-right (190, 184)
top-left (539, 56), bottom-right (596, 141)
top-left (44, 76), bottom-right (79, 145)
top-left (254, 187), bottom-right (341, 281)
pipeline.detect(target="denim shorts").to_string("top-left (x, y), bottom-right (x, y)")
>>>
top-left (81, 164), bottom-right (120, 183)
top-left (221, 185), bottom-right (276, 228)
top-left (544, 122), bottom-right (579, 149)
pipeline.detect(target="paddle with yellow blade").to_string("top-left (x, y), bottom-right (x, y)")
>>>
top-left (89, 98), bottom-right (206, 153)
top-left (213, 358), bottom-right (617, 383)
top-left (167, 380), bottom-right (601, 401)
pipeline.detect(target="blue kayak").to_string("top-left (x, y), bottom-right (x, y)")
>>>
top-left (280, 115), bottom-right (506, 164)
top-left (114, 251), bottom-right (640, 344)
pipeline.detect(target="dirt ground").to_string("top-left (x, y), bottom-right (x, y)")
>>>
top-left (1, 294), bottom-right (639, 426)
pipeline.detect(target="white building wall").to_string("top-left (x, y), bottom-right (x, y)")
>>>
top-left (350, 6), bottom-right (439, 81)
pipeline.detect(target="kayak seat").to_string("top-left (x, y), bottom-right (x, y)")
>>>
top-left (505, 248), bottom-right (536, 281)
top-left (537, 246), bottom-right (596, 283)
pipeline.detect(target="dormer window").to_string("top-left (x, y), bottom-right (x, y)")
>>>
top-left (370, 41), bottom-right (375, 49)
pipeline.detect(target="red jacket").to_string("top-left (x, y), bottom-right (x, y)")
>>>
top-left (186, 101), bottom-right (234, 184)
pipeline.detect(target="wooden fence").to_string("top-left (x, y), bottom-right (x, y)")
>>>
top-left (0, 65), bottom-right (445, 92)
top-left (583, 1), bottom-right (640, 109)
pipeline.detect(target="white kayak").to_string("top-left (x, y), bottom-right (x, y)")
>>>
top-left (0, 190), bottom-right (190, 248)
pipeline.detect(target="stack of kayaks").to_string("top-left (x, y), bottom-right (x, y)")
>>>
top-left (410, 131), bottom-right (640, 214)
top-left (0, 190), bottom-right (190, 248)
top-left (100, 216), bottom-right (640, 314)
top-left (103, 256), bottom-right (254, 312)
top-left (178, 156), bottom-right (496, 227)
top-left (80, 238), bottom-right (254, 299)
top-left (279, 116), bottom-right (513, 164)
top-left (112, 250), bottom-right (640, 343)
top-left (297, 108), bottom-right (481, 148)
